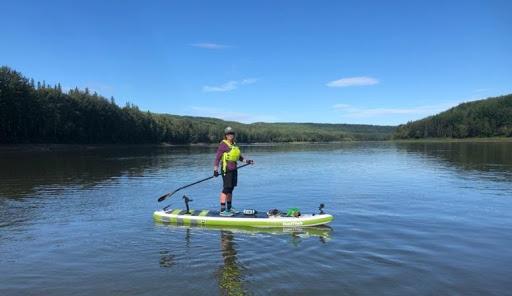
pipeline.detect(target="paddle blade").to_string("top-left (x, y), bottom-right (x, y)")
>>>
top-left (157, 193), bottom-right (169, 202)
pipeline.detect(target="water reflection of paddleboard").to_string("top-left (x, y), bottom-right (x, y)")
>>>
top-left (154, 222), bottom-right (333, 239)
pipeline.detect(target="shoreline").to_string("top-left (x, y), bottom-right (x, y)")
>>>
top-left (0, 141), bottom-right (356, 152)
top-left (391, 137), bottom-right (512, 143)
top-left (1, 137), bottom-right (511, 152)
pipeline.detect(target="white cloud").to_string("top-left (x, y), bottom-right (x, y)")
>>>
top-left (332, 103), bottom-right (351, 109)
top-left (190, 106), bottom-right (275, 123)
top-left (191, 42), bottom-right (229, 49)
top-left (240, 78), bottom-right (258, 85)
top-left (326, 76), bottom-right (379, 88)
top-left (203, 81), bottom-right (238, 92)
top-left (203, 78), bottom-right (257, 92)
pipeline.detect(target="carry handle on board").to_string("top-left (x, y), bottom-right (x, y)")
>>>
top-left (157, 162), bottom-right (252, 203)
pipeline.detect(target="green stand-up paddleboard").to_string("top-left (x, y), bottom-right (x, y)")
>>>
top-left (153, 209), bottom-right (333, 228)
top-left (154, 166), bottom-right (333, 228)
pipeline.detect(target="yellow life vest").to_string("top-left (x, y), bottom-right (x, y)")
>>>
top-left (221, 139), bottom-right (241, 173)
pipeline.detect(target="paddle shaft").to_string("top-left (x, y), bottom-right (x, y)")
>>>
top-left (157, 162), bottom-right (252, 202)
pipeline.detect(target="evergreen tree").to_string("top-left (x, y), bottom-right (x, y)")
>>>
top-left (394, 95), bottom-right (512, 139)
top-left (0, 66), bottom-right (396, 144)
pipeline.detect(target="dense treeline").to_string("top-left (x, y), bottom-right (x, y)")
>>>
top-left (0, 66), bottom-right (394, 144)
top-left (394, 94), bottom-right (512, 139)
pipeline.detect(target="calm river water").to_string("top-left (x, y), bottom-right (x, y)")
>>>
top-left (1, 142), bottom-right (511, 295)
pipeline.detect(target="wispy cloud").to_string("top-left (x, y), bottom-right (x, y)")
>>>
top-left (332, 103), bottom-right (351, 109)
top-left (191, 42), bottom-right (230, 49)
top-left (326, 76), bottom-right (379, 88)
top-left (203, 78), bottom-right (257, 92)
top-left (203, 81), bottom-right (238, 92)
top-left (240, 78), bottom-right (257, 85)
top-left (190, 106), bottom-right (275, 123)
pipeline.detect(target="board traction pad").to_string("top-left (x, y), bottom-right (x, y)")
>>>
top-left (164, 209), bottom-right (311, 219)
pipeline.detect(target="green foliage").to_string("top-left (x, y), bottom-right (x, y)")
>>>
top-left (0, 66), bottom-right (395, 144)
top-left (394, 94), bottom-right (512, 139)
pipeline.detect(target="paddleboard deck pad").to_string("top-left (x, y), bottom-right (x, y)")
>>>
top-left (153, 209), bottom-right (333, 228)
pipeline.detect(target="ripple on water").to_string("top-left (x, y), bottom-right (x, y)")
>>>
top-left (2, 142), bottom-right (512, 295)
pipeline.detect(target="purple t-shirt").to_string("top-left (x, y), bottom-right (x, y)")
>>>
top-left (214, 141), bottom-right (243, 172)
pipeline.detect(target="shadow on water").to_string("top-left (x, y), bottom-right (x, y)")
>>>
top-left (395, 141), bottom-right (512, 179)
top-left (3, 142), bottom-right (511, 199)
top-left (156, 223), bottom-right (332, 295)
top-left (0, 146), bottom-right (213, 198)
top-left (0, 146), bottom-right (216, 228)
top-left (0, 144), bottom-right (347, 198)
top-left (0, 142), bottom-right (386, 199)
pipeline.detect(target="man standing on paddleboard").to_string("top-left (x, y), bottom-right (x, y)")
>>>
top-left (214, 127), bottom-right (254, 216)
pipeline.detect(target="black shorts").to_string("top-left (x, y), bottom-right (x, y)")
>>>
top-left (222, 170), bottom-right (238, 193)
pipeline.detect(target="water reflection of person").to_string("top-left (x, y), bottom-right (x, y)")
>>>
top-left (217, 230), bottom-right (246, 296)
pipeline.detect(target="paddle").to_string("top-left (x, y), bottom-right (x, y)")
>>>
top-left (157, 162), bottom-right (253, 202)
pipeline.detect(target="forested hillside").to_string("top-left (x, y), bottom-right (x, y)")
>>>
top-left (0, 67), bottom-right (394, 144)
top-left (394, 94), bottom-right (512, 139)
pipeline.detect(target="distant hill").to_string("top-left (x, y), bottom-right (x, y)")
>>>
top-left (0, 66), bottom-right (395, 144)
top-left (394, 94), bottom-right (512, 139)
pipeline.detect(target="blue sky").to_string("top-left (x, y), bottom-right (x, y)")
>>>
top-left (1, 0), bottom-right (511, 125)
